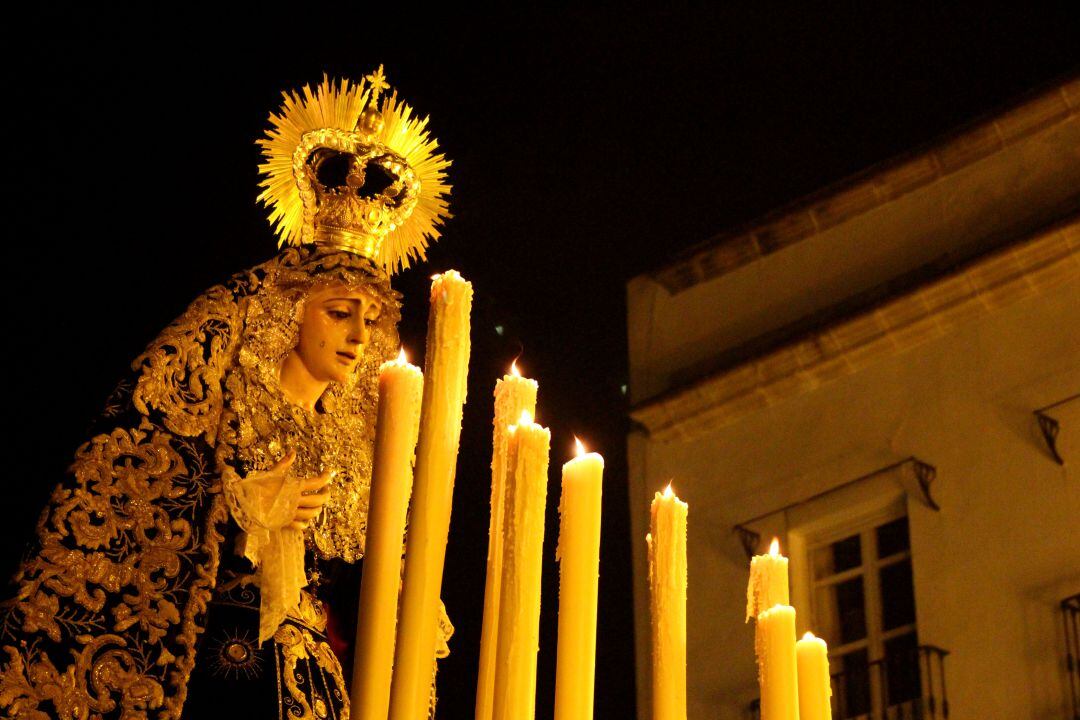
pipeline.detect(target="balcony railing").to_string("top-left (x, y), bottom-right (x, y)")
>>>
top-left (834, 645), bottom-right (948, 720)
top-left (745, 645), bottom-right (949, 720)
top-left (1065, 593), bottom-right (1080, 720)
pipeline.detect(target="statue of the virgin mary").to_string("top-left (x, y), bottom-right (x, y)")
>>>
top-left (0, 67), bottom-right (451, 719)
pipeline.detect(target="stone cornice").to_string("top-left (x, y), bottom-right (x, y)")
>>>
top-left (631, 216), bottom-right (1080, 442)
top-left (650, 75), bottom-right (1080, 295)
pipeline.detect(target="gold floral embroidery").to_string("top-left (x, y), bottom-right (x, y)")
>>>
top-left (1, 634), bottom-right (167, 720)
top-left (132, 285), bottom-right (244, 443)
top-left (275, 624), bottom-right (315, 719)
top-left (274, 622), bottom-right (350, 720)
top-left (0, 414), bottom-right (226, 719)
top-left (0, 247), bottom-right (400, 719)
top-left (1, 336), bottom-right (229, 718)
top-left (313, 641), bottom-right (349, 720)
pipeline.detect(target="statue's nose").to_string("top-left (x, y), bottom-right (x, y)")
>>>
top-left (347, 320), bottom-right (371, 347)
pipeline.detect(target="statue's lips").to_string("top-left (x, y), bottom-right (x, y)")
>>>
top-left (336, 351), bottom-right (357, 363)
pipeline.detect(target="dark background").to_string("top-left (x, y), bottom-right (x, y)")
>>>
top-left (5, 7), bottom-right (1078, 718)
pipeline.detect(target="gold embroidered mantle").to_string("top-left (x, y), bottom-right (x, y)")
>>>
top-left (0, 246), bottom-right (398, 719)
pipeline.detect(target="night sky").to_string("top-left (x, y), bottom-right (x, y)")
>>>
top-left (7, 8), bottom-right (1078, 718)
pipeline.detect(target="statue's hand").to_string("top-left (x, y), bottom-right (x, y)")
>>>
top-left (241, 449), bottom-right (297, 497)
top-left (239, 450), bottom-right (331, 531)
top-left (289, 468), bottom-right (334, 531)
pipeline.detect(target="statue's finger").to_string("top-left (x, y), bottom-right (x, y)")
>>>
top-left (302, 475), bottom-right (331, 492)
top-left (296, 489), bottom-right (330, 508)
top-left (272, 449), bottom-right (297, 471)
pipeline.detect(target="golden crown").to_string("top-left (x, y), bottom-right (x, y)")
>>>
top-left (257, 67), bottom-right (451, 274)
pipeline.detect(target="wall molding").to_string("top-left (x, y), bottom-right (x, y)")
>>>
top-left (632, 216), bottom-right (1080, 442)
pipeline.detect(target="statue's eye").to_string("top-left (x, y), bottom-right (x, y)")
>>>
top-left (328, 310), bottom-right (350, 320)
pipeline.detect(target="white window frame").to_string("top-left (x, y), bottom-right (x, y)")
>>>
top-left (806, 506), bottom-right (916, 659)
top-left (785, 479), bottom-right (920, 717)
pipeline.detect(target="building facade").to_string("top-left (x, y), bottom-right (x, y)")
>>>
top-left (627, 77), bottom-right (1080, 719)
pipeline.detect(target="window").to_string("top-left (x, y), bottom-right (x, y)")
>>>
top-left (810, 513), bottom-right (919, 718)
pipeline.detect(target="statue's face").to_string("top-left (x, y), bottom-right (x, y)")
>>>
top-left (295, 284), bottom-right (383, 384)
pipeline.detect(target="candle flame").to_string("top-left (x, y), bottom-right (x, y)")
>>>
top-left (430, 273), bottom-right (442, 281)
top-left (803, 631), bottom-right (817, 641)
top-left (663, 482), bottom-right (674, 498)
top-left (574, 436), bottom-right (586, 457)
top-left (769, 537), bottom-right (781, 556)
top-left (397, 347), bottom-right (407, 364)
top-left (519, 409), bottom-right (533, 425)
top-left (510, 359), bottom-right (521, 377)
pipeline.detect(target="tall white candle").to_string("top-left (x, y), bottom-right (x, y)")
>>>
top-left (648, 484), bottom-right (688, 720)
top-left (476, 362), bottom-right (538, 720)
top-left (796, 632), bottom-right (832, 720)
top-left (747, 537), bottom-right (789, 621)
top-left (351, 349), bottom-right (423, 720)
top-left (757, 604), bottom-right (800, 720)
top-left (491, 410), bottom-right (551, 720)
top-left (389, 271), bottom-right (472, 720)
top-left (553, 438), bottom-right (604, 720)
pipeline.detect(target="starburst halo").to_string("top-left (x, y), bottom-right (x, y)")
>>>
top-left (256, 73), bottom-right (452, 274)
